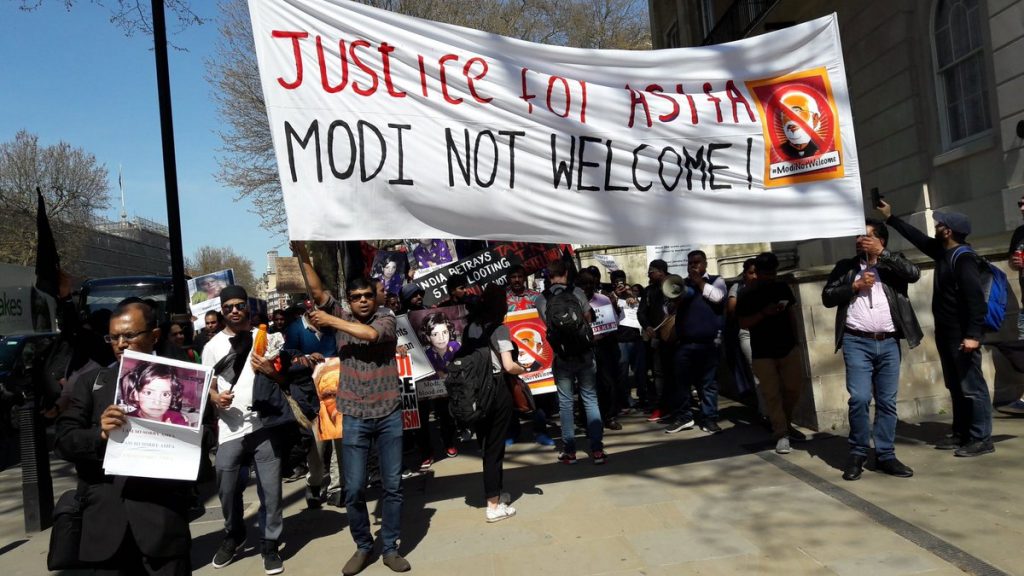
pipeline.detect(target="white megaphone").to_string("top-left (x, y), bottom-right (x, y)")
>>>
top-left (662, 274), bottom-right (686, 300)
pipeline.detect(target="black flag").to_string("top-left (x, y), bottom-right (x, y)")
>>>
top-left (34, 188), bottom-right (61, 298)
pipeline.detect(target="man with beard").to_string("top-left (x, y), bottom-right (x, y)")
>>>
top-left (309, 277), bottom-right (410, 574)
top-left (56, 299), bottom-right (193, 574)
top-left (205, 286), bottom-right (288, 574)
top-left (778, 90), bottom-right (821, 160)
top-left (882, 201), bottom-right (993, 457)
top-left (823, 219), bottom-right (922, 480)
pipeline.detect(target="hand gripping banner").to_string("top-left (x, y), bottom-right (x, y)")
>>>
top-left (249, 0), bottom-right (863, 245)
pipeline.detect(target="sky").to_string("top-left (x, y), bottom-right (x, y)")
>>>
top-left (0, 2), bottom-right (281, 276)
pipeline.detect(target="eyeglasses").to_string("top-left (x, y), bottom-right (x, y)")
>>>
top-left (222, 302), bottom-right (248, 313)
top-left (348, 292), bottom-right (375, 301)
top-left (104, 330), bottom-right (151, 344)
top-left (1017, 201), bottom-right (1024, 207)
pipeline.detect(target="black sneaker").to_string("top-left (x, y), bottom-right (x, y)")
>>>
top-left (664, 417), bottom-right (695, 434)
top-left (700, 421), bottom-right (723, 434)
top-left (954, 440), bottom-right (995, 457)
top-left (261, 540), bottom-right (283, 575)
top-left (212, 535), bottom-right (243, 569)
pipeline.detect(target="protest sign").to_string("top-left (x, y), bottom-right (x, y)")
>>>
top-left (413, 248), bottom-right (520, 307)
top-left (396, 354), bottom-right (420, 430)
top-left (371, 251), bottom-right (408, 297)
top-left (591, 301), bottom-right (619, 336)
top-left (620, 298), bottom-right (641, 330)
top-left (103, 351), bottom-right (213, 480)
top-left (249, 2), bottom-right (863, 245)
top-left (593, 254), bottom-right (619, 273)
top-left (406, 239), bottom-right (456, 273)
top-left (646, 245), bottom-right (697, 276)
top-left (504, 309), bottom-right (555, 395)
top-left (274, 256), bottom-right (306, 294)
top-left (408, 305), bottom-right (467, 382)
top-left (491, 243), bottom-right (568, 275)
top-left (415, 377), bottom-right (447, 400)
top-left (189, 269), bottom-right (235, 331)
top-left (395, 314), bottom-right (435, 382)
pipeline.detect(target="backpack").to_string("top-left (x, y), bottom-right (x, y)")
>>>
top-left (543, 287), bottom-right (593, 357)
top-left (444, 324), bottom-right (499, 426)
top-left (950, 246), bottom-right (1009, 332)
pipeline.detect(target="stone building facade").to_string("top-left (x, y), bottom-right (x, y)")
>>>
top-left (649, 0), bottom-right (1024, 430)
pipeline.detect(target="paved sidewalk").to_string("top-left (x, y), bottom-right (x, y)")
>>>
top-left (2, 403), bottom-right (1022, 575)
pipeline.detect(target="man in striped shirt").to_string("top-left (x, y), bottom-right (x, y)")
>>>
top-left (309, 276), bottom-right (410, 575)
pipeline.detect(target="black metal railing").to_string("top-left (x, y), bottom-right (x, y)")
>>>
top-left (702, 0), bottom-right (781, 46)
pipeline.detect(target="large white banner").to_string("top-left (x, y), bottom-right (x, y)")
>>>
top-left (249, 1), bottom-right (863, 245)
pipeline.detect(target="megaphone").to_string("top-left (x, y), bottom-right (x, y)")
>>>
top-left (662, 274), bottom-right (686, 299)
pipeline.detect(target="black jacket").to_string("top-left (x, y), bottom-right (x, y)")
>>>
top-left (54, 366), bottom-right (192, 563)
top-left (887, 214), bottom-right (987, 339)
top-left (822, 251), bottom-right (923, 352)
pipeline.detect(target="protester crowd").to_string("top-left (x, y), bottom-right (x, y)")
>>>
top-left (44, 201), bottom-right (1018, 575)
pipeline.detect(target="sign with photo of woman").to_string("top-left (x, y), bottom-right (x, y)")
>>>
top-left (407, 305), bottom-right (469, 399)
top-left (371, 251), bottom-right (408, 298)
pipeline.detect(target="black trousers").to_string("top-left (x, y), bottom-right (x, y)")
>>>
top-left (415, 397), bottom-right (457, 459)
top-left (594, 338), bottom-right (622, 420)
top-left (935, 332), bottom-right (992, 442)
top-left (475, 383), bottom-right (513, 499)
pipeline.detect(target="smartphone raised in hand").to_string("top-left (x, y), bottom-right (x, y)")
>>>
top-left (870, 187), bottom-right (884, 208)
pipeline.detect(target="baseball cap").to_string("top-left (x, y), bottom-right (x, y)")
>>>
top-left (933, 211), bottom-right (971, 236)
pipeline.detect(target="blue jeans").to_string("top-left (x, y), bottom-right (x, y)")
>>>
top-left (342, 409), bottom-right (403, 555)
top-left (842, 334), bottom-right (901, 460)
top-left (553, 353), bottom-right (603, 453)
top-left (672, 342), bottom-right (719, 422)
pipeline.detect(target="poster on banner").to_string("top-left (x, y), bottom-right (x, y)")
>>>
top-left (371, 251), bottom-right (408, 298)
top-left (408, 305), bottom-right (468, 380)
top-left (593, 254), bottom-right (620, 273)
top-left (103, 351), bottom-right (213, 480)
top-left (413, 249), bottom-right (520, 307)
top-left (646, 246), bottom-right (697, 276)
top-left (249, 3), bottom-right (864, 245)
top-left (490, 243), bottom-right (568, 275)
top-left (504, 309), bottom-right (555, 395)
top-left (394, 314), bottom-right (435, 382)
top-left (590, 302), bottom-right (619, 336)
top-left (395, 354), bottom-right (420, 430)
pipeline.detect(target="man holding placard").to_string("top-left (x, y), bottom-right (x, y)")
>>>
top-left (56, 299), bottom-right (194, 574)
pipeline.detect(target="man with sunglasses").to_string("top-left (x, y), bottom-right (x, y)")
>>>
top-left (204, 286), bottom-right (288, 574)
top-left (308, 277), bottom-right (410, 575)
top-left (56, 298), bottom-right (194, 574)
top-left (882, 200), bottom-right (993, 457)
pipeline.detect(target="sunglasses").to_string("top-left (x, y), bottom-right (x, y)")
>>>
top-left (348, 291), bottom-right (375, 301)
top-left (222, 302), bottom-right (248, 313)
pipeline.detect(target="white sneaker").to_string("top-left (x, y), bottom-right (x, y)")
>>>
top-left (499, 492), bottom-right (511, 505)
top-left (775, 437), bottom-right (791, 454)
top-left (486, 503), bottom-right (516, 523)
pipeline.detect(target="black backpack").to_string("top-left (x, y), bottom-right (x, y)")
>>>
top-left (444, 324), bottom-right (499, 426)
top-left (543, 287), bottom-right (593, 357)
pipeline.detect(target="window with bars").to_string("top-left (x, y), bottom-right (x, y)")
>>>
top-left (933, 0), bottom-right (991, 147)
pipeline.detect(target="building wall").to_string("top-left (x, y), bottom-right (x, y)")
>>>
top-left (75, 225), bottom-right (171, 279)
top-left (651, 0), bottom-right (1024, 430)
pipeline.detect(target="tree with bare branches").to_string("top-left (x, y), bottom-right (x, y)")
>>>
top-left (16, 0), bottom-right (203, 37)
top-left (0, 130), bottom-right (110, 269)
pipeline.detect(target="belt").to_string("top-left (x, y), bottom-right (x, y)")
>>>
top-left (844, 327), bottom-right (896, 341)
